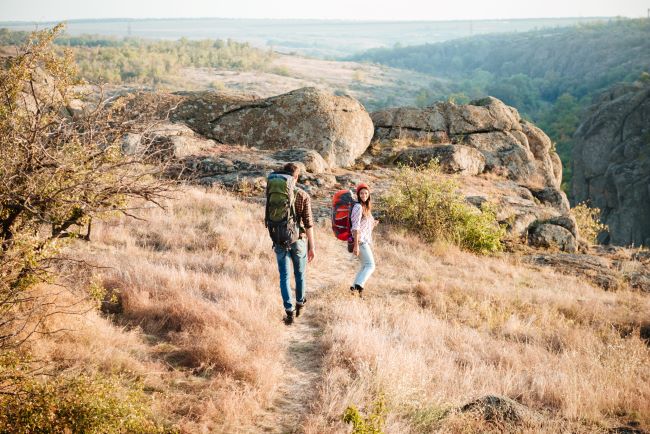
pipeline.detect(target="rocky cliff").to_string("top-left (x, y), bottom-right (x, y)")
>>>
top-left (572, 81), bottom-right (650, 246)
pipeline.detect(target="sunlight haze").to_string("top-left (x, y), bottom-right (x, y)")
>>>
top-left (1, 0), bottom-right (648, 21)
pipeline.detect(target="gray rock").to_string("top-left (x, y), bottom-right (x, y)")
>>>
top-left (394, 144), bottom-right (485, 175)
top-left (170, 91), bottom-right (259, 137)
top-left (447, 97), bottom-right (522, 134)
top-left (460, 131), bottom-right (540, 184)
top-left (272, 148), bottom-right (329, 174)
top-left (529, 187), bottom-right (571, 214)
top-left (370, 97), bottom-right (563, 191)
top-left (460, 395), bottom-right (540, 424)
top-left (373, 126), bottom-right (449, 142)
top-left (466, 195), bottom-right (488, 208)
top-left (121, 133), bottom-right (142, 155)
top-left (528, 223), bottom-right (577, 253)
top-left (372, 106), bottom-right (447, 131)
top-left (508, 212), bottom-right (539, 237)
top-left (547, 215), bottom-right (580, 240)
top-left (122, 122), bottom-right (216, 158)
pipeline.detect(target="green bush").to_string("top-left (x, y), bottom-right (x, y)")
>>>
top-left (0, 370), bottom-right (170, 433)
top-left (343, 394), bottom-right (387, 434)
top-left (382, 162), bottom-right (505, 254)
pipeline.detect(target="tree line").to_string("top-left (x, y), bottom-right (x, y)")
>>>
top-left (0, 28), bottom-right (275, 85)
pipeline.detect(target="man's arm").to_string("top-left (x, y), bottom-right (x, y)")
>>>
top-left (306, 227), bottom-right (315, 263)
top-left (299, 190), bottom-right (316, 262)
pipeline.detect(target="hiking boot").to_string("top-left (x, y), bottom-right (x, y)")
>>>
top-left (350, 285), bottom-right (356, 294)
top-left (296, 300), bottom-right (306, 318)
top-left (284, 310), bottom-right (294, 325)
top-left (355, 284), bottom-right (364, 298)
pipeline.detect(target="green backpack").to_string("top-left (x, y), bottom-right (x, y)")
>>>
top-left (265, 172), bottom-right (300, 249)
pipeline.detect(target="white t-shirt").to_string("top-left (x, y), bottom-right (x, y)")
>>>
top-left (351, 203), bottom-right (374, 244)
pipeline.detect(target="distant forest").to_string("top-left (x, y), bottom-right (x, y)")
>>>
top-left (353, 19), bottom-right (650, 192)
top-left (0, 29), bottom-right (275, 85)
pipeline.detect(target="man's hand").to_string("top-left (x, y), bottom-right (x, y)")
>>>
top-left (308, 247), bottom-right (316, 263)
top-left (353, 244), bottom-right (360, 257)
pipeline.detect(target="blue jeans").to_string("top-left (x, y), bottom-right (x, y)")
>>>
top-left (274, 239), bottom-right (307, 312)
top-left (354, 242), bottom-right (375, 288)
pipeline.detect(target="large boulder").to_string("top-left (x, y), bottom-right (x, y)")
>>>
top-left (170, 91), bottom-right (259, 137)
top-left (394, 144), bottom-right (485, 176)
top-left (271, 148), bottom-right (329, 174)
top-left (173, 87), bottom-right (374, 168)
top-left (121, 122), bottom-right (216, 158)
top-left (528, 223), bottom-right (577, 253)
top-left (370, 97), bottom-right (564, 190)
top-left (572, 81), bottom-right (650, 246)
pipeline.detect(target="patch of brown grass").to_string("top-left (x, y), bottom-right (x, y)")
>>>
top-left (304, 229), bottom-right (650, 433)
top-left (23, 187), bottom-right (287, 431)
top-left (21, 186), bottom-right (650, 433)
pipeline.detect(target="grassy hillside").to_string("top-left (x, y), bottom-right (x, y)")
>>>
top-left (9, 186), bottom-right (648, 433)
top-left (353, 19), bottom-right (650, 192)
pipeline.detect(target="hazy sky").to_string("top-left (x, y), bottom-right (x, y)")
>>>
top-left (1, 0), bottom-right (648, 22)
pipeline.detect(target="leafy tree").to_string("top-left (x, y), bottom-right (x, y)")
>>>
top-left (0, 25), bottom-right (172, 354)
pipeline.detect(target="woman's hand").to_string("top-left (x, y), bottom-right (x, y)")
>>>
top-left (353, 244), bottom-right (360, 256)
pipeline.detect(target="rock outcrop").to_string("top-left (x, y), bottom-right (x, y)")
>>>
top-left (369, 97), bottom-right (573, 245)
top-left (125, 90), bottom-right (583, 253)
top-left (572, 81), bottom-right (650, 246)
top-left (172, 87), bottom-right (374, 167)
top-left (371, 97), bottom-right (562, 189)
top-left (394, 144), bottom-right (486, 176)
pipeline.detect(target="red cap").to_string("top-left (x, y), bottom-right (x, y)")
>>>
top-left (356, 183), bottom-right (370, 195)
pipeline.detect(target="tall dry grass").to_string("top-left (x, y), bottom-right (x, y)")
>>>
top-left (26, 186), bottom-right (294, 432)
top-left (303, 229), bottom-right (650, 433)
top-left (21, 185), bottom-right (650, 433)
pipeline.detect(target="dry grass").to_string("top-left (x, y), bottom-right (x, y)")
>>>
top-left (21, 186), bottom-right (650, 433)
top-left (25, 186), bottom-right (288, 432)
top-left (303, 229), bottom-right (650, 433)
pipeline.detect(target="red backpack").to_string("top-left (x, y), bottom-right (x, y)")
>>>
top-left (332, 190), bottom-right (357, 250)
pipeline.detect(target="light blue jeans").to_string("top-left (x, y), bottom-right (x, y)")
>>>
top-left (274, 239), bottom-right (307, 313)
top-left (354, 242), bottom-right (375, 288)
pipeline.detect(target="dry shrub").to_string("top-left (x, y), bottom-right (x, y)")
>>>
top-left (71, 187), bottom-right (287, 430)
top-left (571, 202), bottom-right (608, 244)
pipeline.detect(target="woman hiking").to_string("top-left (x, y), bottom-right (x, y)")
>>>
top-left (350, 183), bottom-right (378, 297)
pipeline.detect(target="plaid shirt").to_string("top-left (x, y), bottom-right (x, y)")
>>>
top-left (294, 188), bottom-right (313, 238)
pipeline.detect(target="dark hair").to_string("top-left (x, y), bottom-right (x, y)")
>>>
top-left (283, 162), bottom-right (301, 177)
top-left (357, 188), bottom-right (372, 218)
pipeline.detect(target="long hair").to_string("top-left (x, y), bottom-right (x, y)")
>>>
top-left (357, 189), bottom-right (372, 218)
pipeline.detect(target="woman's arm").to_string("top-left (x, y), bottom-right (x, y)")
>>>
top-left (351, 204), bottom-right (361, 256)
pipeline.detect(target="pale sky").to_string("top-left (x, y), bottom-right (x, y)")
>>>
top-left (0, 0), bottom-right (648, 22)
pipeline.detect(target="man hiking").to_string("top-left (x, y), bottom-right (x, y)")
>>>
top-left (265, 162), bottom-right (316, 325)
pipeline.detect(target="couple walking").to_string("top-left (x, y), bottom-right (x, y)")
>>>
top-left (267, 163), bottom-right (377, 325)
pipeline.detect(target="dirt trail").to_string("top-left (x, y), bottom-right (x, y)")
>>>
top-left (255, 242), bottom-right (355, 433)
